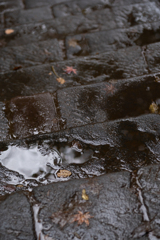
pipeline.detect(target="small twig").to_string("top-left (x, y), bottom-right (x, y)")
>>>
top-left (51, 66), bottom-right (60, 78)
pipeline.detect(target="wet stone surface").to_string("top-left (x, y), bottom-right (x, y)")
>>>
top-left (0, 39), bottom-right (63, 73)
top-left (1, 0), bottom-right (160, 239)
top-left (0, 192), bottom-right (35, 240)
top-left (57, 74), bottom-right (160, 128)
top-left (5, 93), bottom-right (59, 139)
top-left (33, 171), bottom-right (142, 240)
top-left (0, 45), bottom-right (148, 102)
top-left (4, 7), bottom-right (53, 27)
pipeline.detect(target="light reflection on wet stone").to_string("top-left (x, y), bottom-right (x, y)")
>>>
top-left (5, 93), bottom-right (59, 139)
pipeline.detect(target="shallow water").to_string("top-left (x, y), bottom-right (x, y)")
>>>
top-left (0, 139), bottom-right (94, 186)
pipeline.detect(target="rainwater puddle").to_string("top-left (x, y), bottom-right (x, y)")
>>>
top-left (0, 146), bottom-right (61, 180)
top-left (0, 140), bottom-right (93, 186)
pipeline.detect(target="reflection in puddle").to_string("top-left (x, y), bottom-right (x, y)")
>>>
top-left (60, 146), bottom-right (93, 164)
top-left (33, 204), bottom-right (45, 240)
top-left (0, 146), bottom-right (61, 179)
top-left (0, 142), bottom-right (93, 181)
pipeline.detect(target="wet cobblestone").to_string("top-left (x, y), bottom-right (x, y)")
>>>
top-left (0, 0), bottom-right (160, 239)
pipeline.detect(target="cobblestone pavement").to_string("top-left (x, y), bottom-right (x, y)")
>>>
top-left (1, 0), bottom-right (160, 239)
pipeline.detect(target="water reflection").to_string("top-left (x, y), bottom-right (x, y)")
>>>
top-left (0, 146), bottom-right (59, 179)
top-left (0, 142), bottom-right (93, 180)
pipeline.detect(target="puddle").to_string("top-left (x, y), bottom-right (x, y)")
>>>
top-left (0, 140), bottom-right (93, 185)
top-left (0, 146), bottom-right (61, 180)
top-left (33, 204), bottom-right (46, 240)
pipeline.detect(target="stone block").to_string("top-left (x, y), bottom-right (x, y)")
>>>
top-left (33, 171), bottom-right (142, 239)
top-left (4, 7), bottom-right (53, 27)
top-left (0, 193), bottom-right (35, 240)
top-left (6, 93), bottom-right (59, 139)
top-left (0, 39), bottom-right (63, 73)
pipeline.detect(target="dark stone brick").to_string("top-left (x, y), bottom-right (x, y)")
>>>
top-left (24, 0), bottom-right (70, 9)
top-left (57, 74), bottom-right (160, 128)
top-left (33, 172), bottom-right (142, 239)
top-left (83, 46), bottom-right (148, 79)
top-left (6, 93), bottom-right (59, 139)
top-left (55, 8), bottom-right (116, 35)
top-left (4, 7), bottom-right (53, 27)
top-left (52, 0), bottom-right (112, 18)
top-left (0, 39), bottom-right (63, 73)
top-left (0, 192), bottom-right (35, 240)
top-left (0, 0), bottom-right (23, 13)
top-left (65, 29), bottom-right (134, 58)
top-left (0, 64), bottom-right (60, 101)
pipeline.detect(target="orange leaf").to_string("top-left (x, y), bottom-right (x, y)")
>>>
top-left (56, 77), bottom-right (65, 84)
top-left (5, 29), bottom-right (14, 35)
top-left (57, 169), bottom-right (71, 178)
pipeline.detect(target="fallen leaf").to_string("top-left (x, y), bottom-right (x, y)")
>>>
top-left (82, 189), bottom-right (89, 200)
top-left (51, 66), bottom-right (65, 84)
top-left (149, 102), bottom-right (159, 113)
top-left (56, 77), bottom-right (65, 84)
top-left (16, 184), bottom-right (24, 188)
top-left (13, 66), bottom-right (22, 70)
top-left (104, 83), bottom-right (115, 94)
top-left (64, 66), bottom-right (77, 74)
top-left (68, 39), bottom-right (79, 47)
top-left (57, 169), bottom-right (71, 178)
top-left (48, 72), bottom-right (52, 75)
top-left (5, 29), bottom-right (14, 35)
top-left (70, 211), bottom-right (93, 226)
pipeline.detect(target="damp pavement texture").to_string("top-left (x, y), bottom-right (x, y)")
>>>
top-left (2, 1), bottom-right (160, 240)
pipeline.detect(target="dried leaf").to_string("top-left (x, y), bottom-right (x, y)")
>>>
top-left (70, 211), bottom-right (93, 226)
top-left (57, 169), bottom-right (71, 178)
top-left (82, 189), bottom-right (89, 200)
top-left (68, 39), bottom-right (78, 47)
top-left (48, 72), bottom-right (52, 75)
top-left (64, 66), bottom-right (77, 75)
top-left (104, 83), bottom-right (115, 94)
top-left (149, 102), bottom-right (158, 113)
top-left (56, 77), bottom-right (65, 84)
top-left (16, 184), bottom-right (23, 188)
top-left (5, 29), bottom-right (14, 35)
